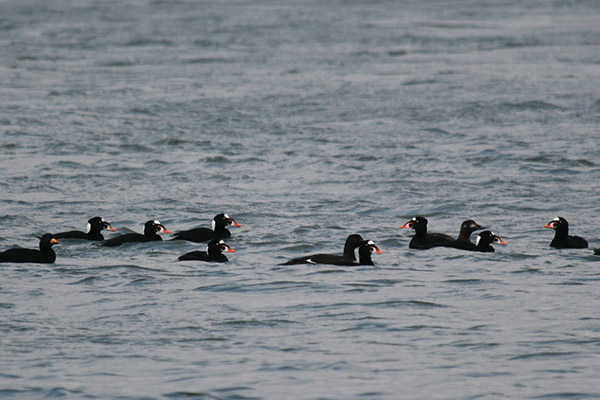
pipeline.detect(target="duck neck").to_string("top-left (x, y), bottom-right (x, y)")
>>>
top-left (358, 246), bottom-right (374, 265)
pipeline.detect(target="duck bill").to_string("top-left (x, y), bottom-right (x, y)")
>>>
top-left (225, 246), bottom-right (235, 253)
top-left (371, 245), bottom-right (382, 254)
top-left (159, 226), bottom-right (172, 234)
top-left (543, 223), bottom-right (554, 229)
top-left (106, 224), bottom-right (116, 232)
top-left (232, 221), bottom-right (241, 227)
top-left (495, 237), bottom-right (506, 245)
top-left (399, 222), bottom-right (411, 229)
top-left (50, 238), bottom-right (58, 244)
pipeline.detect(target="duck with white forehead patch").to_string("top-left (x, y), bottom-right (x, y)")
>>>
top-left (446, 231), bottom-right (506, 252)
top-left (544, 217), bottom-right (588, 249)
top-left (54, 216), bottom-right (116, 241)
top-left (178, 239), bottom-right (235, 263)
top-left (356, 240), bottom-right (383, 265)
top-left (399, 216), bottom-right (456, 250)
top-left (99, 220), bottom-right (170, 247)
top-left (170, 213), bottom-right (241, 243)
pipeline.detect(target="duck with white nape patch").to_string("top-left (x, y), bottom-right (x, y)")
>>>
top-left (98, 220), bottom-right (171, 247)
top-left (178, 239), bottom-right (235, 263)
top-left (446, 231), bottom-right (506, 253)
top-left (54, 216), bottom-right (116, 241)
top-left (544, 217), bottom-right (588, 249)
top-left (170, 213), bottom-right (241, 243)
top-left (280, 234), bottom-right (382, 266)
top-left (355, 240), bottom-right (383, 266)
top-left (399, 216), bottom-right (456, 250)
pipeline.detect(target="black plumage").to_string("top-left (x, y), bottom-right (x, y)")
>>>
top-left (54, 216), bottom-right (115, 241)
top-left (170, 213), bottom-right (241, 243)
top-left (99, 220), bottom-right (170, 247)
top-left (0, 234), bottom-right (58, 264)
top-left (178, 239), bottom-right (235, 262)
top-left (544, 217), bottom-right (588, 249)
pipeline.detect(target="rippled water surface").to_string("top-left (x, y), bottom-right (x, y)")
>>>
top-left (2, 0), bottom-right (600, 398)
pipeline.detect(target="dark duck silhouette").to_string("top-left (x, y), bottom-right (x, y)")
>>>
top-left (425, 219), bottom-right (485, 244)
top-left (447, 231), bottom-right (506, 252)
top-left (399, 216), bottom-right (455, 249)
top-left (0, 234), bottom-right (58, 263)
top-left (456, 220), bottom-right (485, 243)
top-left (54, 216), bottom-right (116, 241)
top-left (170, 213), bottom-right (241, 243)
top-left (280, 234), bottom-right (369, 265)
top-left (178, 239), bottom-right (235, 263)
top-left (99, 220), bottom-right (170, 247)
top-left (544, 217), bottom-right (588, 249)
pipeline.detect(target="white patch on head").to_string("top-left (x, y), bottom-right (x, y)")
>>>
top-left (553, 217), bottom-right (560, 222)
top-left (101, 218), bottom-right (106, 223)
top-left (211, 219), bottom-right (216, 231)
top-left (218, 240), bottom-right (225, 245)
top-left (86, 223), bottom-right (92, 234)
top-left (224, 214), bottom-right (230, 219)
top-left (367, 240), bottom-right (375, 246)
top-left (412, 217), bottom-right (417, 221)
top-left (154, 220), bottom-right (161, 225)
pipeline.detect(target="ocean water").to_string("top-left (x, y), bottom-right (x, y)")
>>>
top-left (1, 0), bottom-right (600, 398)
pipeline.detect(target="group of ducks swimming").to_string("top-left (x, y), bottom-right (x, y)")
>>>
top-left (0, 214), bottom-right (597, 265)
top-left (0, 214), bottom-right (240, 264)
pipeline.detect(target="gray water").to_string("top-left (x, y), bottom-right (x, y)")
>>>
top-left (2, 0), bottom-right (600, 398)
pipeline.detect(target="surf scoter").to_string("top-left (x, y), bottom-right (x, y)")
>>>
top-left (54, 216), bottom-right (116, 241)
top-left (280, 234), bottom-right (367, 265)
top-left (170, 213), bottom-right (241, 243)
top-left (178, 239), bottom-right (235, 263)
top-left (0, 234), bottom-right (58, 263)
top-left (99, 220), bottom-right (170, 247)
top-left (544, 217), bottom-right (588, 249)
top-left (399, 216), bottom-right (455, 249)
top-left (447, 231), bottom-right (506, 252)
top-left (356, 239), bottom-right (383, 266)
